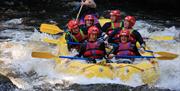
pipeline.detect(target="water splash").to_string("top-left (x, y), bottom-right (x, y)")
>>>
top-left (0, 19), bottom-right (180, 90)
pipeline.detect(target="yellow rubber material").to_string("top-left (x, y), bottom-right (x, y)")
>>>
top-left (55, 50), bottom-right (160, 85)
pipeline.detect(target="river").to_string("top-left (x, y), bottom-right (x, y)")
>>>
top-left (0, 1), bottom-right (180, 91)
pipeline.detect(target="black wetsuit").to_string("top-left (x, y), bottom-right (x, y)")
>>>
top-left (130, 29), bottom-right (145, 56)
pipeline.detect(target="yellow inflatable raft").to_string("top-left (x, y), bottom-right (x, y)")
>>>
top-left (53, 18), bottom-right (160, 85)
top-left (55, 51), bottom-right (159, 85)
top-left (54, 36), bottom-right (159, 85)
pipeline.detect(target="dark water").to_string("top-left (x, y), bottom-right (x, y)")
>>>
top-left (0, 0), bottom-right (180, 29)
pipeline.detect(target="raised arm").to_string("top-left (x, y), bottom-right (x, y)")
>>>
top-left (81, 0), bottom-right (96, 8)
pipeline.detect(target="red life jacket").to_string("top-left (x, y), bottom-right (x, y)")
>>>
top-left (83, 41), bottom-right (105, 59)
top-left (107, 22), bottom-right (122, 35)
top-left (120, 28), bottom-right (136, 44)
top-left (68, 29), bottom-right (87, 42)
top-left (107, 22), bottom-right (122, 43)
top-left (116, 42), bottom-right (136, 56)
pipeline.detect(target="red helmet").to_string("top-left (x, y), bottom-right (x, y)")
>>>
top-left (84, 14), bottom-right (94, 21)
top-left (125, 16), bottom-right (136, 27)
top-left (67, 20), bottom-right (79, 30)
top-left (88, 26), bottom-right (99, 37)
top-left (119, 30), bottom-right (130, 37)
top-left (110, 10), bottom-right (121, 16)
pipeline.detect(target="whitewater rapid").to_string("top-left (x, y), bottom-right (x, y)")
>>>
top-left (0, 18), bottom-right (179, 90)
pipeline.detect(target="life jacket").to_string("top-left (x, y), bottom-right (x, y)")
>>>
top-left (107, 22), bottom-right (122, 35)
top-left (120, 28), bottom-right (136, 44)
top-left (83, 41), bottom-right (105, 59)
top-left (67, 29), bottom-right (87, 42)
top-left (116, 42), bottom-right (136, 56)
top-left (107, 22), bottom-right (123, 43)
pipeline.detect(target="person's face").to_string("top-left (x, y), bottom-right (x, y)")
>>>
top-left (110, 15), bottom-right (117, 22)
top-left (120, 36), bottom-right (128, 43)
top-left (85, 20), bottom-right (94, 27)
top-left (71, 27), bottom-right (79, 34)
top-left (124, 20), bottom-right (130, 29)
top-left (89, 34), bottom-right (97, 41)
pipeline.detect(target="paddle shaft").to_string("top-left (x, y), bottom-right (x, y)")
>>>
top-left (112, 36), bottom-right (173, 41)
top-left (76, 2), bottom-right (84, 20)
top-left (59, 56), bottom-right (88, 60)
top-left (59, 55), bottom-right (156, 60)
top-left (116, 55), bottom-right (155, 59)
top-left (68, 42), bottom-right (81, 45)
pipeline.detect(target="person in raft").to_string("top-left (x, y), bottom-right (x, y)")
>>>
top-left (123, 16), bottom-right (146, 55)
top-left (102, 10), bottom-right (124, 44)
top-left (65, 19), bottom-right (88, 51)
top-left (78, 0), bottom-right (99, 25)
top-left (75, 26), bottom-right (107, 63)
top-left (108, 30), bottom-right (136, 63)
top-left (80, 14), bottom-right (102, 37)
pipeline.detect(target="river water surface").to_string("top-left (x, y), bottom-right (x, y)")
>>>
top-left (0, 1), bottom-right (180, 91)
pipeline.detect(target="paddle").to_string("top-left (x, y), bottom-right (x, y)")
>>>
top-left (32, 51), bottom-right (178, 60)
top-left (40, 24), bottom-right (64, 34)
top-left (43, 36), bottom-right (174, 47)
top-left (56, 33), bottom-right (69, 56)
top-left (32, 52), bottom-right (88, 60)
top-left (98, 18), bottom-right (111, 27)
top-left (144, 50), bottom-right (178, 60)
top-left (112, 36), bottom-right (174, 41)
top-left (39, 18), bottom-right (110, 35)
top-left (31, 52), bottom-right (112, 67)
top-left (143, 36), bottom-right (174, 41)
top-left (76, 1), bottom-right (84, 20)
top-left (43, 38), bottom-right (81, 45)
top-left (43, 38), bottom-right (178, 59)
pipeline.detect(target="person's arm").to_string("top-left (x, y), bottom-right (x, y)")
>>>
top-left (112, 44), bottom-right (118, 55)
top-left (81, 0), bottom-right (96, 8)
top-left (95, 23), bottom-right (102, 30)
top-left (76, 42), bottom-right (86, 57)
top-left (65, 34), bottom-right (72, 50)
top-left (102, 22), bottom-right (111, 33)
top-left (107, 45), bottom-right (118, 59)
top-left (94, 23), bottom-right (103, 37)
top-left (132, 30), bottom-right (146, 53)
top-left (132, 30), bottom-right (145, 46)
top-left (101, 42), bottom-right (106, 53)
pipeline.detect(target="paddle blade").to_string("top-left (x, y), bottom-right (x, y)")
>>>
top-left (99, 18), bottom-right (111, 27)
top-left (32, 52), bottom-right (55, 59)
top-left (154, 52), bottom-right (178, 60)
top-left (57, 34), bottom-right (69, 56)
top-left (40, 24), bottom-right (63, 34)
top-left (150, 36), bottom-right (174, 41)
top-left (43, 38), bottom-right (59, 44)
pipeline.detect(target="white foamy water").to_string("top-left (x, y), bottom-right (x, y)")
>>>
top-left (135, 21), bottom-right (180, 90)
top-left (0, 19), bottom-right (180, 90)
